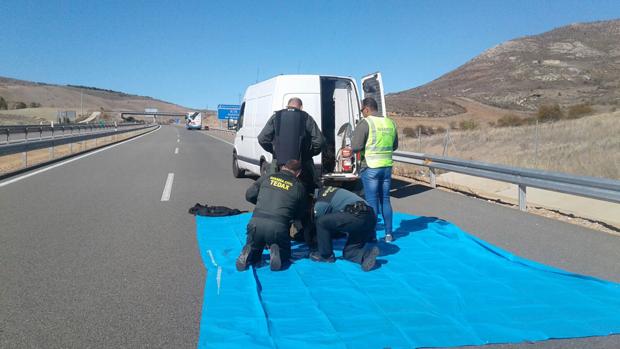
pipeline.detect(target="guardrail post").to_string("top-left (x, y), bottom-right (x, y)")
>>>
top-left (49, 128), bottom-right (54, 160)
top-left (22, 149), bottom-right (27, 168)
top-left (430, 168), bottom-right (437, 188)
top-left (518, 184), bottom-right (527, 211)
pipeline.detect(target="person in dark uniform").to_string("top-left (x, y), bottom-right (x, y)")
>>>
top-left (258, 97), bottom-right (324, 192)
top-left (310, 186), bottom-right (380, 272)
top-left (258, 97), bottom-right (325, 244)
top-left (236, 159), bottom-right (307, 272)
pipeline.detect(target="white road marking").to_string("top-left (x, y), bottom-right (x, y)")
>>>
top-left (216, 266), bottom-right (222, 295)
top-left (160, 173), bottom-right (174, 201)
top-left (207, 249), bottom-right (218, 267)
top-left (202, 132), bottom-right (234, 146)
top-left (174, 147), bottom-right (179, 154)
top-left (0, 126), bottom-right (160, 188)
top-left (177, 139), bottom-right (180, 143)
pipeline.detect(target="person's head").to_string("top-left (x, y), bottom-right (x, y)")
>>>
top-left (360, 97), bottom-right (378, 117)
top-left (281, 159), bottom-right (302, 177)
top-left (287, 97), bottom-right (303, 110)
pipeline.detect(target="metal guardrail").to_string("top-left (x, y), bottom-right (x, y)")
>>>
top-left (392, 150), bottom-right (620, 211)
top-left (0, 122), bottom-right (146, 144)
top-left (0, 124), bottom-right (157, 171)
top-left (209, 127), bottom-right (236, 134)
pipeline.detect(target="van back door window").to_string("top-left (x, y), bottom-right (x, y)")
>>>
top-left (361, 72), bottom-right (386, 117)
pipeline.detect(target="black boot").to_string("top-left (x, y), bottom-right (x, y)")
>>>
top-left (361, 245), bottom-right (380, 272)
top-left (236, 244), bottom-right (257, 272)
top-left (270, 244), bottom-right (282, 271)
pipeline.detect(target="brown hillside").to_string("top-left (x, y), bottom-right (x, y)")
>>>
top-left (0, 76), bottom-right (189, 117)
top-left (387, 19), bottom-right (620, 117)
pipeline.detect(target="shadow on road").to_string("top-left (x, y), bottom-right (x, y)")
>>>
top-left (390, 178), bottom-right (433, 199)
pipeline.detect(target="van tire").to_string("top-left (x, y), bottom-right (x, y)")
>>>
top-left (233, 152), bottom-right (245, 178)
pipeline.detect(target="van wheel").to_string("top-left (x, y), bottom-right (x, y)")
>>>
top-left (233, 152), bottom-right (244, 178)
top-left (260, 160), bottom-right (270, 177)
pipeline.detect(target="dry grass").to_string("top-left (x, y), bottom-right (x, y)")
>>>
top-left (395, 111), bottom-right (620, 180)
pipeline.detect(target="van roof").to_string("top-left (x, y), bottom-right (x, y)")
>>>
top-left (243, 74), bottom-right (356, 99)
top-left (255, 74), bottom-right (354, 84)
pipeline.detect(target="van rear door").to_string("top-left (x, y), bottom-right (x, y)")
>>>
top-left (360, 72), bottom-right (386, 116)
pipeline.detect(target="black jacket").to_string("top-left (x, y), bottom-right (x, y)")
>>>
top-left (246, 170), bottom-right (307, 224)
top-left (258, 108), bottom-right (324, 165)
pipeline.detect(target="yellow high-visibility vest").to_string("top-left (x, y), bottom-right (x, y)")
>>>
top-left (363, 115), bottom-right (396, 168)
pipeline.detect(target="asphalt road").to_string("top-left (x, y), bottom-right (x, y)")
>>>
top-left (1, 125), bottom-right (618, 348)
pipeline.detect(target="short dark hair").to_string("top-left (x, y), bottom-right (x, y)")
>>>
top-left (287, 97), bottom-right (303, 108)
top-left (361, 97), bottom-right (378, 111)
top-left (283, 159), bottom-right (302, 172)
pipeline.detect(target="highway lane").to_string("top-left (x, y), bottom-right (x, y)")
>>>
top-left (1, 125), bottom-right (618, 348)
top-left (0, 125), bottom-right (254, 348)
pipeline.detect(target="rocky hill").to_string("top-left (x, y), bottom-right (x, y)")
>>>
top-left (0, 76), bottom-right (188, 115)
top-left (387, 19), bottom-right (620, 117)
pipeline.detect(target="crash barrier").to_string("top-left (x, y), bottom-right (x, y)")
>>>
top-left (0, 122), bottom-right (146, 145)
top-left (392, 150), bottom-right (620, 211)
top-left (0, 124), bottom-right (157, 174)
top-left (209, 127), bottom-right (235, 134)
top-left (195, 212), bottom-right (620, 348)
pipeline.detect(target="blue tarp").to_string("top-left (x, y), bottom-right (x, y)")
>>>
top-left (195, 212), bottom-right (620, 349)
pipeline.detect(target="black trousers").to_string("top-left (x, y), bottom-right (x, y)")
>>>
top-left (316, 210), bottom-right (377, 263)
top-left (245, 217), bottom-right (292, 262)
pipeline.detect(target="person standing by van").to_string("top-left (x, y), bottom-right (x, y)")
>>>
top-left (351, 97), bottom-right (398, 242)
top-left (257, 97), bottom-right (324, 192)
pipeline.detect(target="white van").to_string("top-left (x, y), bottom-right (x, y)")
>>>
top-left (232, 73), bottom-right (386, 183)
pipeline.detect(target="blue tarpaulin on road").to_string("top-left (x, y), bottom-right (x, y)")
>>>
top-left (195, 212), bottom-right (620, 349)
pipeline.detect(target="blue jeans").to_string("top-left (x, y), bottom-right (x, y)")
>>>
top-left (360, 166), bottom-right (393, 235)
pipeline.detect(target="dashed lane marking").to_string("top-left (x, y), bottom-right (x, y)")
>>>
top-left (160, 173), bottom-right (175, 201)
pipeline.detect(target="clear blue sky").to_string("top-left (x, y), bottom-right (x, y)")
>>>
top-left (1, 0), bottom-right (619, 109)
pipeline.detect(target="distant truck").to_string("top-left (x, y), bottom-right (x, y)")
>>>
top-left (186, 112), bottom-right (203, 130)
top-left (232, 72), bottom-right (386, 183)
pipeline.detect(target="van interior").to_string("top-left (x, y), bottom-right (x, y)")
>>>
top-left (320, 77), bottom-right (359, 175)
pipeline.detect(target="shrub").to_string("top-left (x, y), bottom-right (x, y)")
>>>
top-left (402, 127), bottom-right (417, 138)
top-left (0, 96), bottom-right (7, 110)
top-left (29, 102), bottom-right (41, 108)
top-left (567, 103), bottom-right (593, 119)
top-left (537, 104), bottom-right (563, 122)
top-left (436, 126), bottom-right (446, 134)
top-left (13, 101), bottom-right (27, 109)
top-left (449, 121), bottom-right (457, 129)
top-left (459, 119), bottom-right (479, 130)
top-left (496, 114), bottom-right (525, 127)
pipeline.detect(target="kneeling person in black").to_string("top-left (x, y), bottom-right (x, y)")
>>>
top-left (311, 186), bottom-right (380, 271)
top-left (236, 159), bottom-right (306, 271)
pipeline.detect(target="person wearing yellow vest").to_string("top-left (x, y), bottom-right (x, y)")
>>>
top-left (351, 97), bottom-right (399, 242)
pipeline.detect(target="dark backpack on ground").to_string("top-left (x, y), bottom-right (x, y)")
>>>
top-left (188, 203), bottom-right (244, 217)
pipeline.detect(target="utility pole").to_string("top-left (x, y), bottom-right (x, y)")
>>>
top-left (80, 91), bottom-right (83, 119)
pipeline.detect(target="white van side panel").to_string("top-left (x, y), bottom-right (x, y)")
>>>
top-left (235, 74), bottom-right (362, 177)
